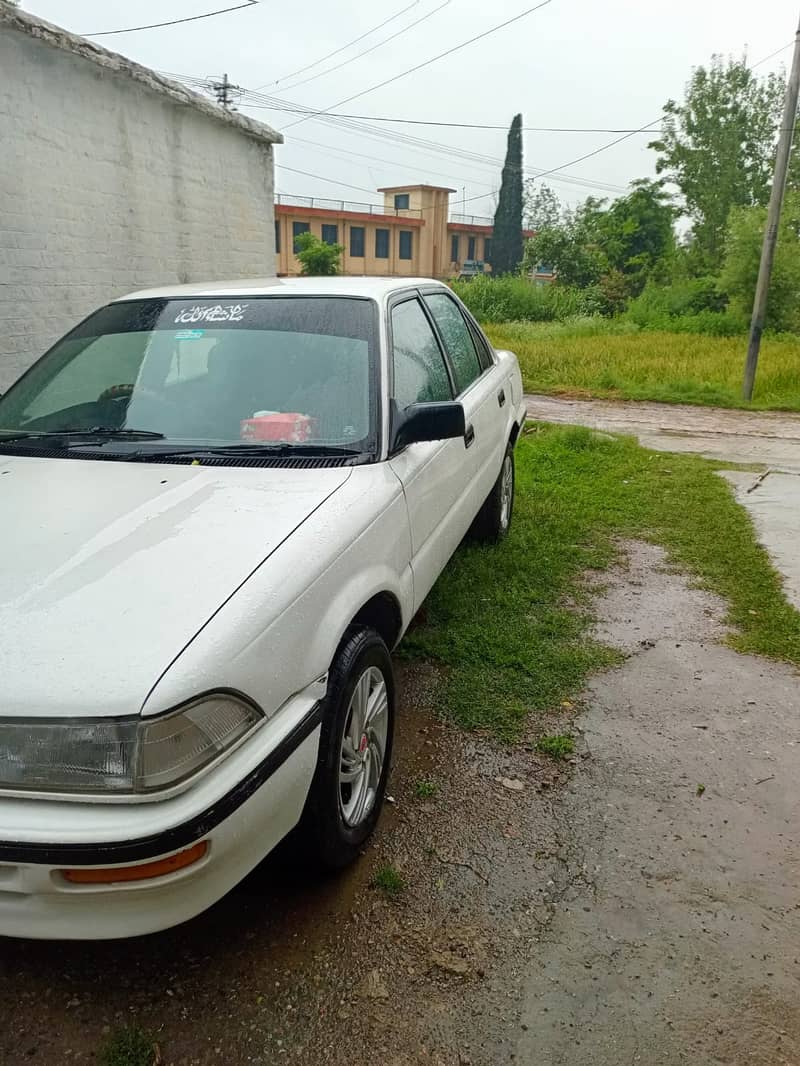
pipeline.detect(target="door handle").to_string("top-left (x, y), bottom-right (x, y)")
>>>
top-left (464, 424), bottom-right (475, 448)
top-left (497, 388), bottom-right (506, 408)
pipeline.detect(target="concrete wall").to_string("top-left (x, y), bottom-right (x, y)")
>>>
top-left (0, 7), bottom-right (279, 389)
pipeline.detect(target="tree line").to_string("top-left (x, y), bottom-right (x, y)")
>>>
top-left (490, 55), bottom-right (800, 333)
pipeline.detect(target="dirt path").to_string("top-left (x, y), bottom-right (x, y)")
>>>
top-left (2, 543), bottom-right (797, 1065)
top-left (517, 543), bottom-right (800, 1065)
top-left (526, 393), bottom-right (800, 612)
top-left (525, 394), bottom-right (800, 473)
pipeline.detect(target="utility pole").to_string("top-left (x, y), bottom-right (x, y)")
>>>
top-left (212, 73), bottom-right (241, 110)
top-left (743, 14), bottom-right (800, 401)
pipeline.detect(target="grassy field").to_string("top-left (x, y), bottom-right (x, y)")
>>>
top-left (401, 426), bottom-right (800, 741)
top-left (485, 320), bottom-right (800, 411)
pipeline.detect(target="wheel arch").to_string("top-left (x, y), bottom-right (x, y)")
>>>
top-left (348, 590), bottom-right (404, 651)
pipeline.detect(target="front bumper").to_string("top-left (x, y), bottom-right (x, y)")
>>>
top-left (0, 699), bottom-right (321, 940)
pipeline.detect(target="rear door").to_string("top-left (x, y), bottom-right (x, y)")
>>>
top-left (387, 294), bottom-right (473, 611)
top-left (422, 288), bottom-right (505, 521)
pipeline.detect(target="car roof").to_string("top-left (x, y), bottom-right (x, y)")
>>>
top-left (115, 276), bottom-right (449, 302)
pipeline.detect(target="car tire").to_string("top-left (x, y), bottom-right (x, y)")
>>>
top-left (470, 442), bottom-right (515, 543)
top-left (298, 626), bottom-right (395, 871)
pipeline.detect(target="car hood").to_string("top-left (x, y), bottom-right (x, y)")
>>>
top-left (0, 455), bottom-right (352, 718)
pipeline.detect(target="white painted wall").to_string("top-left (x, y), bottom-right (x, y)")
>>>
top-left (0, 8), bottom-right (279, 389)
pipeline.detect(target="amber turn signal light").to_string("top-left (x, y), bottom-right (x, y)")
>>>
top-left (60, 840), bottom-right (208, 885)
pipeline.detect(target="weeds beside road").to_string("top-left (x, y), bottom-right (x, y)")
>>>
top-left (403, 426), bottom-right (800, 740)
top-left (485, 320), bottom-right (800, 411)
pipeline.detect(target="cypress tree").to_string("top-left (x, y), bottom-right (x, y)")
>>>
top-left (491, 114), bottom-right (524, 275)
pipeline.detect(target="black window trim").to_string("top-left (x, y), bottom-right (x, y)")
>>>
top-left (418, 286), bottom-right (493, 395)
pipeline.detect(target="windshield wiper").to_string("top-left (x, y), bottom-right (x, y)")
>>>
top-left (0, 427), bottom-right (165, 444)
top-left (124, 442), bottom-right (363, 461)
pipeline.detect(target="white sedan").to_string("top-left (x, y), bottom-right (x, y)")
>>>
top-left (0, 276), bottom-right (525, 939)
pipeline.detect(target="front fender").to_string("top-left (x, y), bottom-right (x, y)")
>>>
top-left (143, 465), bottom-right (413, 719)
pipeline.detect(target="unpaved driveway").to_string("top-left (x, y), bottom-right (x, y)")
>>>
top-left (1, 541), bottom-right (797, 1065)
top-left (527, 394), bottom-right (800, 611)
top-left (524, 394), bottom-right (800, 473)
top-left (517, 543), bottom-right (800, 1065)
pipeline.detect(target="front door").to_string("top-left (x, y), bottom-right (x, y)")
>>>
top-left (387, 296), bottom-right (473, 611)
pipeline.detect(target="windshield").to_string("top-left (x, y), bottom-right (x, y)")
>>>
top-left (0, 296), bottom-right (379, 456)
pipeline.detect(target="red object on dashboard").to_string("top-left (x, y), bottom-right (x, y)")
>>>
top-left (240, 412), bottom-right (318, 442)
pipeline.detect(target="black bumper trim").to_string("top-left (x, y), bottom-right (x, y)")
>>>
top-left (0, 703), bottom-right (322, 867)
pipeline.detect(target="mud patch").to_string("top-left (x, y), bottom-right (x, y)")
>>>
top-left (0, 664), bottom-right (575, 1066)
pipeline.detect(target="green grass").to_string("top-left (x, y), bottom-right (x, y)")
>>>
top-left (401, 426), bottom-right (800, 741)
top-left (536, 734), bottom-right (575, 760)
top-left (485, 320), bottom-right (800, 411)
top-left (98, 1025), bottom-right (155, 1066)
top-left (371, 864), bottom-right (406, 898)
top-left (414, 778), bottom-right (438, 799)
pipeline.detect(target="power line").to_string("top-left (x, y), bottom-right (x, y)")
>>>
top-left (528, 38), bottom-right (798, 186)
top-left (255, 1), bottom-right (420, 89)
top-left (275, 164), bottom-right (382, 197)
top-left (158, 72), bottom-right (664, 131)
top-left (160, 70), bottom-right (628, 196)
top-left (275, 0), bottom-right (453, 95)
top-left (249, 101), bottom-right (663, 133)
top-left (279, 0), bottom-right (556, 130)
top-left (83, 1), bottom-right (258, 37)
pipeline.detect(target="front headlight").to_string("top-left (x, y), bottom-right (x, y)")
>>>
top-left (0, 694), bottom-right (263, 796)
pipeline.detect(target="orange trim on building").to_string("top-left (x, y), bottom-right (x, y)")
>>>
top-left (274, 203), bottom-right (424, 227)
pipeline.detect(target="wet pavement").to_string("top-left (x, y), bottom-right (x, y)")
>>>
top-left (526, 393), bottom-right (800, 611)
top-left (525, 394), bottom-right (800, 473)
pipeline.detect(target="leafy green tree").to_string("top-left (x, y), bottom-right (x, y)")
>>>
top-left (492, 114), bottom-right (524, 275)
top-left (523, 198), bottom-right (608, 288)
top-left (649, 56), bottom-right (788, 270)
top-left (524, 181), bottom-right (561, 231)
top-left (719, 190), bottom-right (800, 332)
top-left (294, 231), bottom-right (343, 276)
top-left (595, 180), bottom-right (676, 295)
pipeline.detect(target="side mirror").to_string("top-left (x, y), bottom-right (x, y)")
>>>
top-left (390, 400), bottom-right (466, 453)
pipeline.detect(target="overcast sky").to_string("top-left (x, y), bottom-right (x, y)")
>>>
top-left (23, 0), bottom-right (800, 218)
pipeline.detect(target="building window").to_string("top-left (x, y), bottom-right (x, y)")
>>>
top-left (484, 237), bottom-right (492, 263)
top-left (321, 224), bottom-right (338, 246)
top-left (394, 193), bottom-right (410, 210)
top-left (275, 220), bottom-right (281, 253)
top-left (350, 226), bottom-right (365, 257)
top-left (450, 234), bottom-right (459, 262)
top-left (292, 221), bottom-right (310, 253)
top-left (375, 228), bottom-right (390, 258)
top-left (398, 230), bottom-right (413, 260)
top-left (467, 236), bottom-right (476, 260)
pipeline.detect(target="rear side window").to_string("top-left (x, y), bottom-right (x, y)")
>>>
top-left (424, 292), bottom-right (482, 394)
top-left (391, 299), bottom-right (452, 410)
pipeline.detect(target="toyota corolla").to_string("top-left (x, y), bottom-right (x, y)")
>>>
top-left (0, 276), bottom-right (524, 939)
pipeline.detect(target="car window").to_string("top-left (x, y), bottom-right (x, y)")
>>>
top-left (391, 298), bottom-right (452, 409)
top-left (0, 297), bottom-right (378, 452)
top-left (424, 292), bottom-right (482, 394)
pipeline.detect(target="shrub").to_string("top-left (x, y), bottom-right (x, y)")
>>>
top-left (623, 277), bottom-right (746, 335)
top-left (450, 275), bottom-right (605, 323)
top-left (294, 231), bottom-right (343, 276)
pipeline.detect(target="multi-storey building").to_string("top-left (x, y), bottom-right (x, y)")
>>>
top-left (275, 183), bottom-right (547, 280)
